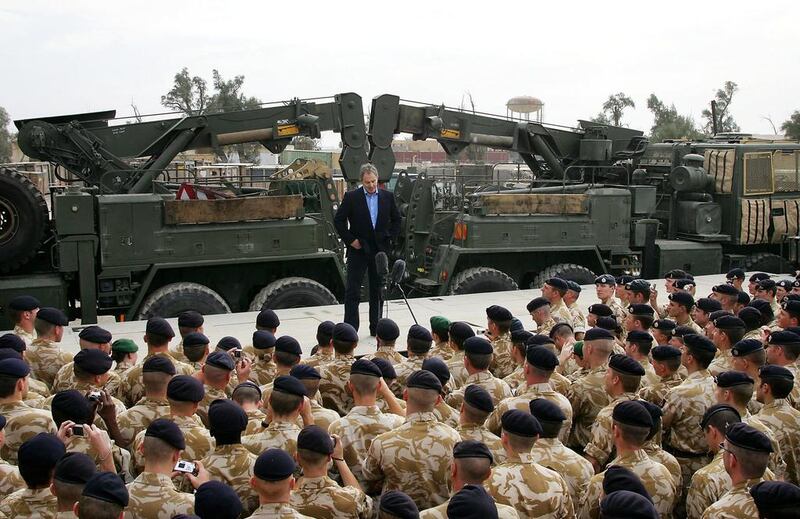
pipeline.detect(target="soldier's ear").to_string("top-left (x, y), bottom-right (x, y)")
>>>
top-left (73, 503), bottom-right (80, 516)
top-left (49, 482), bottom-right (56, 497)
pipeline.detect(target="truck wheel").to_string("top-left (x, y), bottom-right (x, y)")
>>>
top-left (136, 282), bottom-right (231, 319)
top-left (449, 267), bottom-right (518, 295)
top-left (744, 252), bottom-right (794, 274)
top-left (0, 168), bottom-right (49, 273)
top-left (531, 263), bottom-right (597, 288)
top-left (249, 277), bottom-right (338, 311)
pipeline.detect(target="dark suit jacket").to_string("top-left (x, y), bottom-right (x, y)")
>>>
top-left (334, 187), bottom-right (401, 254)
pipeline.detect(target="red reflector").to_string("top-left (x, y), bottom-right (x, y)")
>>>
top-left (454, 222), bottom-right (468, 240)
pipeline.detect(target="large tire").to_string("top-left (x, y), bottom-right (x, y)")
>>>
top-left (248, 277), bottom-right (338, 311)
top-left (0, 168), bottom-right (49, 272)
top-left (744, 252), bottom-right (794, 274)
top-left (531, 263), bottom-right (597, 289)
top-left (449, 267), bottom-right (518, 295)
top-left (136, 282), bottom-right (231, 319)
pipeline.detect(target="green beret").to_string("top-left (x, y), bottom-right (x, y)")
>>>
top-left (111, 338), bottom-right (138, 353)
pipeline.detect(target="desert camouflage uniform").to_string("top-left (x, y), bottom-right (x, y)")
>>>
top-left (290, 476), bottom-right (373, 519)
top-left (700, 478), bottom-right (764, 519)
top-left (756, 398), bottom-right (800, 484)
top-left (362, 411), bottom-right (460, 510)
top-left (303, 349), bottom-right (334, 369)
top-left (490, 332), bottom-right (515, 379)
top-left (568, 302), bottom-right (587, 332)
top-left (445, 351), bottom-right (469, 389)
top-left (393, 355), bottom-right (428, 390)
top-left (0, 487), bottom-right (57, 518)
top-left (248, 503), bottom-right (313, 518)
top-left (197, 384), bottom-right (229, 418)
top-left (419, 498), bottom-right (519, 519)
top-left (319, 353), bottom-right (357, 416)
top-left (637, 372), bottom-right (684, 406)
top-left (432, 399), bottom-right (459, 429)
top-left (118, 352), bottom-right (195, 407)
top-left (686, 451), bottom-right (730, 519)
top-left (601, 297), bottom-right (626, 323)
top-left (243, 420), bottom-right (301, 457)
top-left (116, 397), bottom-right (171, 445)
top-left (0, 400), bottom-right (57, 463)
top-left (244, 408), bottom-right (268, 436)
top-left (40, 381), bottom-right (127, 433)
top-left (65, 433), bottom-right (129, 476)
top-left (536, 317), bottom-right (557, 337)
top-left (456, 423), bottom-right (506, 464)
top-left (637, 358), bottom-right (661, 388)
top-left (114, 358), bottom-right (136, 374)
top-left (363, 346), bottom-right (405, 365)
top-left (26, 338), bottom-right (73, 389)
top-left (55, 511), bottom-right (76, 519)
top-left (328, 405), bottom-right (404, 487)
top-left (0, 460), bottom-right (22, 501)
top-left (502, 365), bottom-right (525, 393)
top-left (429, 341), bottom-right (455, 361)
top-left (126, 472), bottom-right (194, 518)
top-left (742, 328), bottom-right (762, 341)
top-left (486, 450), bottom-right (574, 519)
top-left (202, 443), bottom-right (259, 514)
top-left (566, 364), bottom-right (610, 448)
top-left (530, 436), bottom-right (593, 508)
top-left (51, 361), bottom-right (122, 396)
top-left (671, 316), bottom-right (704, 335)
top-left (446, 372), bottom-right (512, 409)
top-left (310, 399), bottom-right (341, 432)
top-left (26, 375), bottom-right (50, 398)
top-left (551, 300), bottom-right (574, 328)
top-left (168, 340), bottom-right (188, 363)
top-left (376, 392), bottom-right (406, 413)
top-left (708, 349), bottom-right (734, 377)
top-left (486, 382), bottom-right (572, 443)
top-left (742, 411), bottom-right (787, 480)
top-left (550, 368), bottom-right (573, 395)
top-left (249, 354), bottom-right (278, 387)
top-left (13, 325), bottom-right (35, 348)
top-left (132, 414), bottom-right (213, 475)
top-left (643, 435), bottom-right (683, 492)
top-left (580, 449), bottom-right (676, 519)
top-left (583, 392), bottom-right (638, 466)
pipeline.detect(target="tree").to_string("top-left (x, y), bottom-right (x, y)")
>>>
top-left (161, 68), bottom-right (209, 115)
top-left (291, 136), bottom-right (319, 151)
top-left (646, 94), bottom-right (704, 143)
top-left (701, 81), bottom-right (740, 134)
top-left (0, 106), bottom-right (11, 163)
top-left (781, 111), bottom-right (800, 140)
top-left (600, 93), bottom-right (635, 126)
top-left (590, 112), bottom-right (612, 125)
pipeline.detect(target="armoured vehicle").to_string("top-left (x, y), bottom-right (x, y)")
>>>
top-left (0, 93), bottom-right (370, 328)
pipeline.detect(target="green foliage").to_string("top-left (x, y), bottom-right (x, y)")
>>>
top-left (0, 106), bottom-right (11, 163)
top-left (590, 112), bottom-right (612, 125)
top-left (781, 111), bottom-right (800, 140)
top-left (646, 94), bottom-right (704, 143)
top-left (701, 81), bottom-right (740, 134)
top-left (161, 68), bottom-right (209, 115)
top-left (600, 93), bottom-right (635, 126)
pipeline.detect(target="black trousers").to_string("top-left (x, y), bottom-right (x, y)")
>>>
top-left (343, 247), bottom-right (382, 333)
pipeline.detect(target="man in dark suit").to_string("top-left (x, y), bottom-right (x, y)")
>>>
top-left (334, 163), bottom-right (401, 335)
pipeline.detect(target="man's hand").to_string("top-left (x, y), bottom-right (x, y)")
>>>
top-left (649, 287), bottom-right (659, 307)
top-left (235, 356), bottom-right (252, 382)
top-left (300, 396), bottom-right (315, 426)
top-left (184, 461), bottom-right (211, 489)
top-left (350, 239), bottom-right (362, 250)
top-left (56, 420), bottom-right (76, 446)
top-left (95, 390), bottom-right (117, 424)
top-left (332, 434), bottom-right (344, 460)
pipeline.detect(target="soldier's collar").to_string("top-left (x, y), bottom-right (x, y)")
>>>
top-left (406, 411), bottom-right (437, 423)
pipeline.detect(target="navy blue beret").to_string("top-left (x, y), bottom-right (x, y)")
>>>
top-left (696, 298), bottom-right (723, 313)
top-left (78, 326), bottom-right (112, 344)
top-left (616, 275), bottom-right (635, 285)
top-left (0, 415), bottom-right (5, 430)
top-left (208, 399), bottom-right (248, 435)
top-left (683, 334), bottom-right (717, 353)
top-left (584, 327), bottom-right (615, 341)
top-left (612, 400), bottom-right (653, 428)
top-left (651, 345), bottom-right (682, 361)
top-left (142, 355), bottom-right (176, 375)
top-left (701, 404), bottom-right (741, 430)
top-left (595, 317), bottom-right (619, 331)
top-left (672, 326), bottom-right (697, 339)
top-left (0, 349), bottom-right (22, 362)
top-left (759, 364), bottom-right (794, 382)
top-left (714, 315), bottom-right (746, 329)
top-left (8, 295), bottom-right (40, 311)
top-left (526, 334), bottom-right (555, 347)
top-left (781, 279), bottom-right (799, 290)
top-left (738, 291), bottom-right (752, 305)
top-left (371, 358), bottom-right (396, 379)
top-left (183, 332), bottom-right (209, 347)
top-left (664, 269), bottom-right (688, 280)
top-left (750, 481), bottom-right (800, 517)
top-left (252, 330), bottom-right (276, 350)
top-left (408, 324), bottom-right (433, 343)
top-left (626, 330), bottom-right (653, 345)
top-left (0, 334), bottom-right (26, 352)
top-left (566, 280), bottom-right (582, 292)
top-left (486, 305), bottom-right (513, 322)
top-left (37, 307), bottom-right (68, 326)
top-left (449, 322), bottom-right (475, 343)
top-left (74, 349), bottom-right (113, 375)
top-left (167, 375), bottom-right (205, 402)
top-left (731, 339), bottom-right (764, 357)
top-left (713, 283), bottom-right (739, 296)
top-left (715, 371), bottom-right (754, 388)
top-left (609, 353), bottom-right (646, 376)
top-left (297, 424), bottom-right (334, 454)
top-left (727, 268), bottom-right (745, 280)
top-left (525, 345), bottom-right (559, 370)
top-left (333, 322), bottom-right (358, 343)
top-left (447, 484), bottom-right (498, 519)
top-left (602, 465), bottom-right (652, 501)
top-left (588, 303), bottom-right (613, 317)
top-left (749, 299), bottom-right (774, 315)
top-left (51, 390), bottom-right (93, 426)
top-left (737, 307), bottom-right (762, 329)
top-left (54, 452), bottom-right (96, 484)
top-left (177, 310), bottom-right (204, 328)
top-left (674, 278), bottom-right (696, 290)
top-left (216, 336), bottom-right (241, 351)
top-left (380, 491), bottom-right (419, 519)
top-left (146, 317), bottom-right (175, 338)
top-left (464, 384), bottom-right (494, 413)
top-left (545, 278), bottom-right (569, 291)
top-left (759, 279), bottom-right (777, 291)
top-left (626, 280), bottom-right (651, 294)
top-left (205, 351), bottom-right (234, 371)
top-left (350, 358), bottom-right (382, 378)
top-left (510, 330), bottom-right (534, 344)
top-left (600, 490), bottom-right (658, 519)
top-left (510, 317), bottom-right (524, 333)
top-left (272, 375), bottom-right (307, 397)
top-left (453, 440), bottom-right (494, 462)
top-left (275, 336), bottom-right (302, 356)
top-left (595, 274), bottom-right (616, 285)
top-left (726, 422), bottom-right (773, 453)
top-left (145, 418), bottom-right (185, 450)
top-left (0, 358), bottom-right (30, 378)
top-left (628, 304), bottom-right (654, 317)
top-left (638, 400), bottom-right (663, 425)
top-left (501, 409), bottom-right (542, 437)
top-left (254, 448), bottom-right (295, 481)
top-left (526, 297), bottom-right (550, 313)
top-left (195, 480), bottom-right (242, 519)
top-left (256, 309), bottom-right (280, 329)
top-left (711, 311), bottom-right (732, 323)
top-left (290, 364), bottom-right (321, 380)
top-left (668, 291), bottom-right (695, 307)
top-left (18, 433), bottom-right (65, 472)
top-left (317, 321), bottom-right (335, 340)
top-left (529, 398), bottom-right (566, 423)
top-left (463, 336), bottom-right (493, 355)
top-left (376, 318), bottom-right (400, 341)
top-left (782, 300), bottom-right (800, 317)
top-left (768, 330), bottom-right (800, 345)
top-left (82, 471), bottom-right (128, 506)
top-left (406, 370), bottom-right (442, 392)
top-left (422, 357), bottom-right (450, 385)
top-left (652, 319), bottom-right (676, 333)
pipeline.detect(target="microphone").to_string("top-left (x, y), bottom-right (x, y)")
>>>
top-left (390, 259), bottom-right (406, 286)
top-left (375, 252), bottom-right (389, 279)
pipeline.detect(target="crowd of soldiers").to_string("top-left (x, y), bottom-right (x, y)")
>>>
top-left (2, 267), bottom-right (800, 518)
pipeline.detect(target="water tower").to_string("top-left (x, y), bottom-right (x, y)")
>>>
top-left (506, 96), bottom-right (544, 122)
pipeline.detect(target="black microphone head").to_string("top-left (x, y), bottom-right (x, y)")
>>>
top-left (391, 259), bottom-right (406, 284)
top-left (375, 252), bottom-right (389, 276)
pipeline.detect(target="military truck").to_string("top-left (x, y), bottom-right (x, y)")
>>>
top-left (366, 95), bottom-right (800, 296)
top-left (0, 93), bottom-right (370, 328)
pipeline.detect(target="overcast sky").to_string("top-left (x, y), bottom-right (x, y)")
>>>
top-left (2, 1), bottom-right (798, 147)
